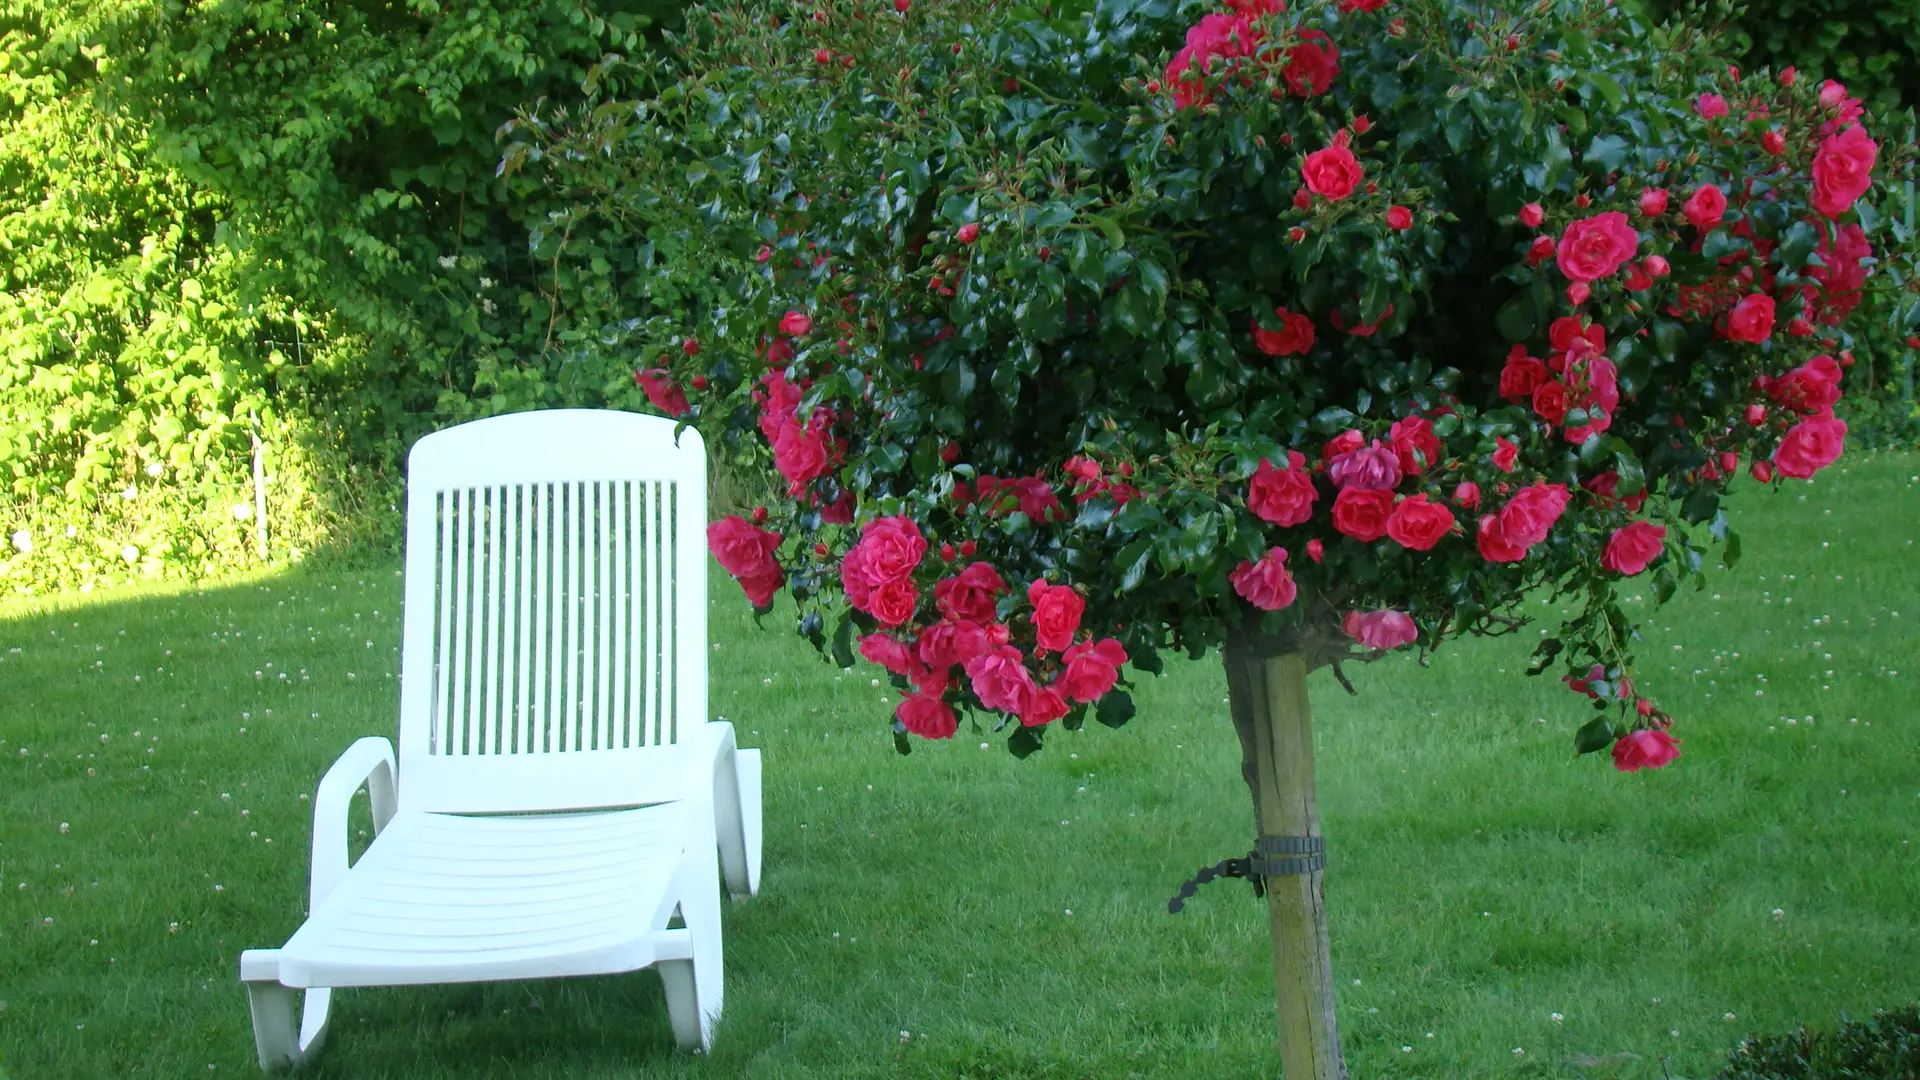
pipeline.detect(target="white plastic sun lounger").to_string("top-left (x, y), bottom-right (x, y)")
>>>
top-left (239, 410), bottom-right (762, 1070)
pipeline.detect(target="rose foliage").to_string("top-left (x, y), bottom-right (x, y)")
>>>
top-left (514, 0), bottom-right (1915, 764)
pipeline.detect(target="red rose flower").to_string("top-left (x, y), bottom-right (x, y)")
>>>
top-left (1059, 639), bottom-right (1128, 703)
top-left (1386, 205), bottom-right (1413, 230)
top-left (1020, 685), bottom-right (1070, 728)
top-left (1248, 451), bottom-right (1318, 526)
top-left (1252, 307), bottom-right (1316, 356)
top-left (866, 580), bottom-right (920, 627)
top-left (1385, 494), bottom-right (1455, 550)
top-left (1773, 415), bottom-right (1847, 478)
top-left (1321, 429), bottom-right (1365, 467)
top-left (859, 633), bottom-right (917, 675)
top-left (916, 618), bottom-right (991, 671)
top-left (635, 369), bottom-right (691, 417)
top-left (1163, 45), bottom-right (1215, 111)
top-left (1601, 521), bottom-right (1668, 576)
top-left (1476, 513), bottom-right (1527, 562)
top-left (708, 515), bottom-right (783, 579)
top-left (1331, 488), bottom-right (1395, 541)
top-left (1337, 0), bottom-right (1387, 10)
top-left (1527, 234), bottom-right (1556, 265)
top-left (1767, 358), bottom-right (1843, 415)
top-left (1500, 346), bottom-right (1550, 402)
top-left (772, 416), bottom-right (829, 485)
top-left (934, 561), bottom-right (1009, 623)
top-left (1389, 416), bottom-right (1442, 474)
top-left (1612, 729), bottom-right (1681, 772)
top-left (1811, 124), bottom-right (1878, 218)
top-left (1301, 142), bottom-right (1363, 201)
top-left (779, 310), bottom-right (813, 336)
top-left (1583, 471), bottom-right (1648, 512)
top-left (1282, 30), bottom-right (1340, 97)
top-left (1230, 547), bottom-right (1299, 611)
top-left (965, 645), bottom-right (1037, 715)
top-left (1531, 380), bottom-right (1570, 425)
top-left (1555, 211), bottom-right (1639, 282)
top-left (1492, 437), bottom-right (1520, 473)
top-left (1695, 93), bottom-right (1728, 120)
top-left (1452, 481), bottom-right (1481, 509)
top-left (896, 692), bottom-right (957, 739)
top-left (1638, 188), bottom-right (1669, 217)
top-left (1683, 184), bottom-right (1727, 231)
top-left (736, 565), bottom-right (785, 608)
top-left (853, 516), bottom-right (928, 584)
top-left (1027, 579), bottom-right (1085, 654)
top-left (1723, 293), bottom-right (1776, 343)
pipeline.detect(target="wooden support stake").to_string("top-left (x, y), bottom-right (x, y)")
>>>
top-left (1225, 643), bottom-right (1347, 1080)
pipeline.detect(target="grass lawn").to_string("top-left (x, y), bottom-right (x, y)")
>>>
top-left (3, 453), bottom-right (1918, 1079)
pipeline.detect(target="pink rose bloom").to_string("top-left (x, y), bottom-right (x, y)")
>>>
top-left (1683, 184), bottom-right (1727, 231)
top-left (896, 693), bottom-right (957, 740)
top-left (1492, 437), bottom-right (1519, 473)
top-left (1811, 124), bottom-right (1878, 217)
top-left (1027, 579), bottom-right (1085, 654)
top-left (1774, 415), bottom-right (1847, 478)
top-left (1476, 513), bottom-right (1526, 563)
top-left (1723, 293), bottom-right (1776, 343)
top-left (1281, 30), bottom-right (1340, 97)
top-left (736, 566), bottom-right (783, 608)
top-left (1329, 441), bottom-right (1403, 491)
top-left (1385, 494), bottom-right (1455, 551)
top-left (965, 645), bottom-right (1038, 716)
top-left (1638, 188), bottom-right (1670, 217)
top-left (1342, 609), bottom-right (1417, 650)
top-left (1059, 639), bottom-right (1128, 703)
top-left (1498, 483), bottom-right (1571, 547)
top-left (1451, 481), bottom-right (1481, 509)
top-left (851, 516), bottom-right (928, 585)
top-left (1320, 429), bottom-right (1365, 467)
top-left (1248, 451), bottom-right (1318, 526)
top-left (1601, 521), bottom-right (1668, 576)
top-left (772, 416), bottom-right (829, 485)
top-left (779, 310), bottom-right (813, 336)
top-left (1185, 12), bottom-right (1255, 59)
top-left (1695, 93), bottom-right (1728, 120)
top-left (1612, 729), bottom-right (1681, 772)
top-left (1331, 488), bottom-right (1395, 541)
top-left (754, 369), bottom-right (804, 443)
top-left (865, 580), bottom-right (920, 627)
top-left (1555, 212), bottom-right (1639, 282)
top-left (858, 633), bottom-right (916, 676)
top-left (1302, 142), bottom-right (1363, 201)
top-left (1767, 359), bottom-right (1843, 415)
top-left (1229, 547), bottom-right (1298, 611)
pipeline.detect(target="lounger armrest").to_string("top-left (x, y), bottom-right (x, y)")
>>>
top-left (683, 722), bottom-right (759, 897)
top-left (310, 736), bottom-right (396, 913)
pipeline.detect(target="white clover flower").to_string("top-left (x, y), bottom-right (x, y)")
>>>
top-left (64, 525), bottom-right (77, 537)
top-left (232, 502), bottom-right (252, 521)
top-left (120, 545), bottom-right (140, 564)
top-left (120, 486), bottom-right (138, 500)
top-left (145, 462), bottom-right (164, 477)
top-left (437, 255), bottom-right (456, 268)
top-left (9, 530), bottom-right (29, 554)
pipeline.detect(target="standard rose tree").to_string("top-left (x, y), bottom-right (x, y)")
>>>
top-left (517, 0), bottom-right (1912, 1072)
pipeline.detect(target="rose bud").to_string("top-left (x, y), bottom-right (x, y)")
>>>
top-left (1643, 254), bottom-right (1670, 277)
top-left (1761, 130), bottom-right (1785, 155)
top-left (1719, 452), bottom-right (1739, 473)
top-left (1519, 202), bottom-right (1544, 227)
top-left (1779, 66), bottom-right (1797, 86)
top-left (752, 506), bottom-right (768, 522)
top-left (1751, 460), bottom-right (1774, 482)
top-left (940, 543), bottom-right (956, 561)
top-left (1746, 404), bottom-right (1767, 426)
top-left (960, 539), bottom-right (977, 556)
top-left (691, 374), bottom-right (709, 390)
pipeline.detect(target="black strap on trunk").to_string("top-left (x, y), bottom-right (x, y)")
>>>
top-left (1166, 835), bottom-right (1325, 914)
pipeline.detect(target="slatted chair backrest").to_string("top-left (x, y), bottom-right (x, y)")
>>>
top-left (393, 410), bottom-right (708, 814)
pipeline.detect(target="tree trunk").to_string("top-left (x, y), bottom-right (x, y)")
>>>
top-left (1224, 639), bottom-right (1347, 1080)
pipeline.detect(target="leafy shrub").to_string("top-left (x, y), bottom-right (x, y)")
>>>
top-left (523, 0), bottom-right (1915, 758)
top-left (1718, 1002), bottom-right (1920, 1079)
top-left (0, 0), bottom-right (690, 593)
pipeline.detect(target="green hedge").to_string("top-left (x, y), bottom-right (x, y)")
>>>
top-left (1718, 1002), bottom-right (1920, 1079)
top-left (0, 0), bottom-right (690, 594)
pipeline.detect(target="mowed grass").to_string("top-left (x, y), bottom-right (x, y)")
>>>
top-left (2, 455), bottom-right (1918, 1080)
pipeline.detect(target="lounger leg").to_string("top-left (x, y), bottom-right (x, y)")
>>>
top-left (659, 958), bottom-right (702, 1051)
top-left (727, 748), bottom-right (763, 899)
top-left (240, 949), bottom-right (330, 1072)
